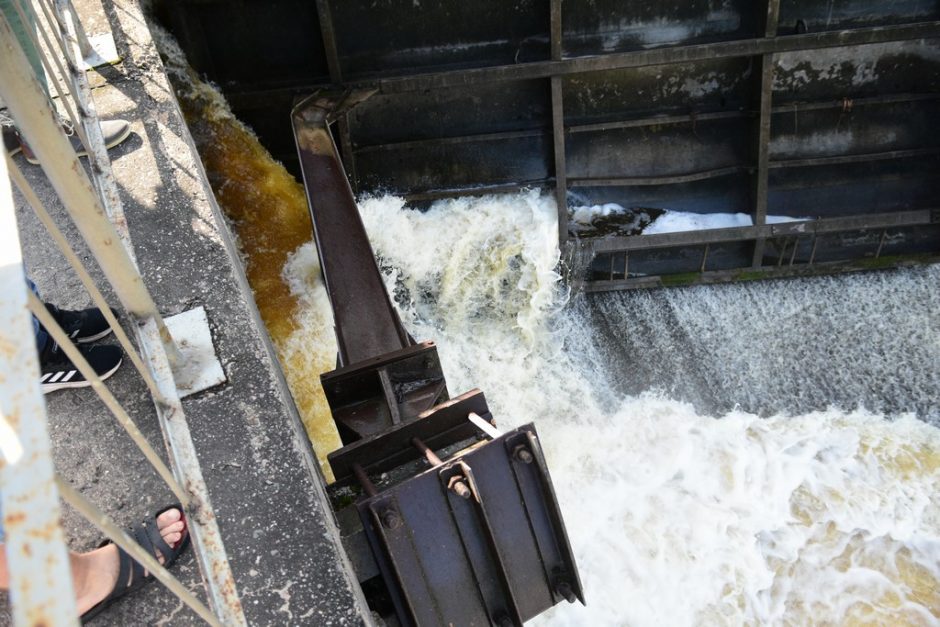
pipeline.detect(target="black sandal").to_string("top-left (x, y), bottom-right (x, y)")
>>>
top-left (81, 504), bottom-right (191, 624)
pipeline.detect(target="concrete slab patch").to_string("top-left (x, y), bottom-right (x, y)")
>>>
top-left (165, 305), bottom-right (226, 396)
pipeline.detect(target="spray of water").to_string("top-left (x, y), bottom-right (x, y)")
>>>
top-left (284, 191), bottom-right (940, 626)
top-left (156, 26), bottom-right (940, 622)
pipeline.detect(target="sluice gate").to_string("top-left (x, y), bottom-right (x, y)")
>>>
top-left (291, 92), bottom-right (582, 625)
top-left (159, 1), bottom-right (940, 291)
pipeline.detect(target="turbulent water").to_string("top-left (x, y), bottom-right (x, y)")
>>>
top-left (158, 31), bottom-right (940, 625)
top-left (286, 192), bottom-right (940, 626)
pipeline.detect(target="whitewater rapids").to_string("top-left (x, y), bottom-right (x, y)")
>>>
top-left (283, 190), bottom-right (940, 626)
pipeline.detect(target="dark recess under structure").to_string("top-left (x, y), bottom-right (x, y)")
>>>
top-left (158, 0), bottom-right (940, 291)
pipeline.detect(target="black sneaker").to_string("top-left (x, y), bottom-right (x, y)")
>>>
top-left (39, 341), bottom-right (123, 393)
top-left (45, 303), bottom-right (118, 344)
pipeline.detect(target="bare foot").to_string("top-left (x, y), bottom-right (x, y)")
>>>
top-left (72, 508), bottom-right (187, 615)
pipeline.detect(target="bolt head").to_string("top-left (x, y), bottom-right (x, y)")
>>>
top-left (513, 445), bottom-right (534, 464)
top-left (381, 509), bottom-right (402, 529)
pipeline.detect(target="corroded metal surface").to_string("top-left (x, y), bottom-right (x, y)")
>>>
top-left (0, 140), bottom-right (78, 627)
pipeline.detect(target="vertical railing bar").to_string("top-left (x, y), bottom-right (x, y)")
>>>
top-left (51, 0), bottom-right (130, 238)
top-left (0, 149), bottom-right (79, 627)
top-left (0, 28), bottom-right (176, 348)
top-left (623, 250), bottom-right (629, 277)
top-left (55, 479), bottom-right (222, 627)
top-left (788, 235), bottom-right (798, 266)
top-left (608, 253), bottom-right (615, 280)
top-left (35, 0), bottom-right (91, 141)
top-left (809, 235), bottom-right (819, 265)
top-left (700, 243), bottom-right (710, 272)
top-left (8, 158), bottom-right (171, 406)
top-left (25, 0), bottom-right (89, 148)
top-left (10, 0), bottom-right (88, 148)
top-left (28, 293), bottom-right (190, 505)
top-left (1, 17), bottom-right (246, 624)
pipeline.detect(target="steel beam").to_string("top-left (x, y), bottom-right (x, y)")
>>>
top-left (549, 0), bottom-right (567, 246)
top-left (751, 0), bottom-right (781, 267)
top-left (314, 0), bottom-right (342, 83)
top-left (370, 21), bottom-right (940, 93)
top-left (222, 21), bottom-right (940, 102)
top-left (590, 209), bottom-right (934, 253)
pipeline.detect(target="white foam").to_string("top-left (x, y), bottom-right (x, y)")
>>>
top-left (295, 191), bottom-right (940, 625)
top-left (570, 205), bottom-right (810, 235)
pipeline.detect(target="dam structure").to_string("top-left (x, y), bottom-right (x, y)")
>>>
top-left (3, 0), bottom-right (940, 625)
top-left (159, 0), bottom-right (940, 291)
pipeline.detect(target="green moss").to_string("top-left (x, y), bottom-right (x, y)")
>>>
top-left (659, 272), bottom-right (701, 286)
top-left (850, 254), bottom-right (935, 270)
top-left (733, 270), bottom-right (767, 282)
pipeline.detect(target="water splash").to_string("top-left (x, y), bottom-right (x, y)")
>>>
top-left (157, 26), bottom-right (940, 622)
top-left (350, 192), bottom-right (940, 626)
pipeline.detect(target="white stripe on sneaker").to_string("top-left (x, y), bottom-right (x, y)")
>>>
top-left (40, 372), bottom-right (53, 383)
top-left (60, 370), bottom-right (77, 382)
top-left (47, 371), bottom-right (66, 383)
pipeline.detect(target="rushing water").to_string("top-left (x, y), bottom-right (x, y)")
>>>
top-left (158, 31), bottom-right (940, 625)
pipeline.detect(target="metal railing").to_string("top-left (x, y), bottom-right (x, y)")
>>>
top-left (0, 1), bottom-right (246, 624)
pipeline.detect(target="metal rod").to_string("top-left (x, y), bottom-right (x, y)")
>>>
top-left (589, 209), bottom-right (934, 253)
top-left (411, 437), bottom-right (443, 466)
top-left (11, 0), bottom-right (87, 149)
top-left (875, 230), bottom-right (888, 258)
top-left (809, 235), bottom-right (819, 265)
top-left (0, 152), bottom-right (79, 627)
top-left (751, 0), bottom-right (780, 268)
top-left (7, 158), bottom-right (170, 406)
top-left (369, 21), bottom-right (940, 94)
top-left (551, 76), bottom-right (568, 246)
top-left (28, 293), bottom-right (189, 505)
top-left (353, 463), bottom-right (378, 497)
top-left (468, 412), bottom-right (502, 439)
top-left (700, 243), bottom-right (710, 272)
top-left (56, 479), bottom-right (222, 627)
top-left (314, 0), bottom-right (342, 83)
top-left (767, 147), bottom-right (940, 169)
top-left (789, 236), bottom-right (799, 266)
top-left (569, 165), bottom-right (748, 187)
top-left (52, 0), bottom-right (127, 232)
top-left (0, 22), bottom-right (164, 322)
top-left (136, 317), bottom-right (247, 625)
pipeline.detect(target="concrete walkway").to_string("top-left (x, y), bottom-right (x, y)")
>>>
top-left (5, 0), bottom-right (368, 623)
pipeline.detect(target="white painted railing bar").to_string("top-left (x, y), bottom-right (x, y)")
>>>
top-left (55, 479), bottom-right (222, 627)
top-left (0, 156), bottom-right (79, 627)
top-left (27, 292), bottom-right (189, 505)
top-left (51, 0), bottom-right (134, 245)
top-left (7, 158), bottom-right (172, 406)
top-left (1, 6), bottom-right (248, 624)
top-left (0, 15), bottom-right (162, 323)
top-left (11, 0), bottom-right (89, 149)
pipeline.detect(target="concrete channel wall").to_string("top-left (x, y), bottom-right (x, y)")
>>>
top-left (8, 0), bottom-right (368, 623)
top-left (159, 0), bottom-right (940, 291)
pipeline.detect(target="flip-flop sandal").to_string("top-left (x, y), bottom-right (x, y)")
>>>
top-left (81, 504), bottom-right (191, 624)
